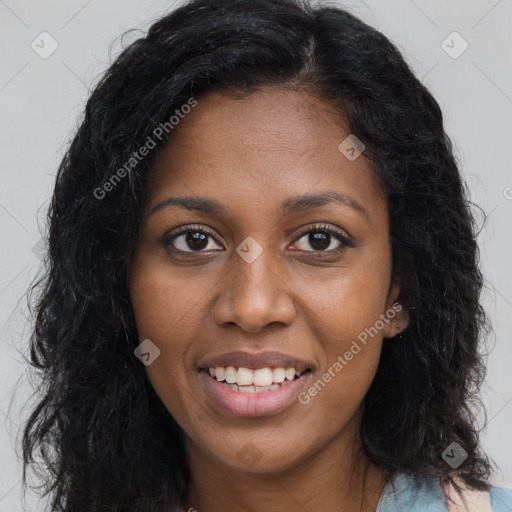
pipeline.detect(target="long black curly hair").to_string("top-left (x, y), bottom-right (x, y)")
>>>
top-left (22, 0), bottom-right (492, 510)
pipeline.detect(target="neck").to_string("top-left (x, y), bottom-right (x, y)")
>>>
top-left (182, 427), bottom-right (388, 512)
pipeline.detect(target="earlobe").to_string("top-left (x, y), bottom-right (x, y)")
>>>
top-left (382, 305), bottom-right (409, 339)
top-left (391, 307), bottom-right (409, 338)
top-left (383, 285), bottom-right (409, 338)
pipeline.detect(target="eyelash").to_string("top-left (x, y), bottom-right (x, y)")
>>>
top-left (164, 223), bottom-right (353, 255)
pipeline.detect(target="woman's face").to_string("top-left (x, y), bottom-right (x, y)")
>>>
top-left (129, 88), bottom-right (408, 474)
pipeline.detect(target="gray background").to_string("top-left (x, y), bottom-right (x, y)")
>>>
top-left (0, 0), bottom-right (511, 510)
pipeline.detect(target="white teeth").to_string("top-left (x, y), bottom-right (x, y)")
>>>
top-left (222, 382), bottom-right (283, 393)
top-left (272, 367), bottom-right (285, 383)
top-left (285, 368), bottom-right (296, 380)
top-left (236, 367), bottom-right (253, 385)
top-left (253, 368), bottom-right (273, 387)
top-left (215, 367), bottom-right (225, 382)
top-left (208, 366), bottom-right (306, 387)
top-left (225, 366), bottom-right (237, 384)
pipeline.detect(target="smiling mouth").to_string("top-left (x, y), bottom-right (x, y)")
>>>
top-left (199, 366), bottom-right (313, 393)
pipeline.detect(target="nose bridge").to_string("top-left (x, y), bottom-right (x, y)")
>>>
top-left (233, 247), bottom-right (277, 297)
top-left (213, 241), bottom-right (296, 331)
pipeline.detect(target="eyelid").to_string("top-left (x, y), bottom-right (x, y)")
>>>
top-left (291, 223), bottom-right (354, 248)
top-left (164, 222), bottom-right (354, 253)
top-left (165, 224), bottom-right (224, 249)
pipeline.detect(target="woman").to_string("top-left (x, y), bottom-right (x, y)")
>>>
top-left (23, 0), bottom-right (512, 510)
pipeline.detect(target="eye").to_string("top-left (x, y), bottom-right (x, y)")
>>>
top-left (164, 223), bottom-right (352, 255)
top-left (291, 224), bottom-right (352, 253)
top-left (164, 224), bottom-right (223, 253)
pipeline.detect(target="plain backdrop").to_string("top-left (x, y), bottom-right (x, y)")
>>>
top-left (0, 0), bottom-right (511, 510)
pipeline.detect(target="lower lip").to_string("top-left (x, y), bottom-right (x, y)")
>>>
top-left (198, 370), bottom-right (312, 418)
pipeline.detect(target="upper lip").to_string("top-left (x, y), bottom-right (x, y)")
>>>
top-left (198, 351), bottom-right (313, 372)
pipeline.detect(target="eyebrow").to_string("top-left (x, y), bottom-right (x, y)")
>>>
top-left (149, 191), bottom-right (368, 219)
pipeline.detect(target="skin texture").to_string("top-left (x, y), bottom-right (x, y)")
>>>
top-left (128, 88), bottom-right (409, 512)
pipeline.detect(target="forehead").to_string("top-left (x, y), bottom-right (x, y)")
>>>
top-left (147, 88), bottom-right (387, 228)
top-left (156, 88), bottom-right (352, 163)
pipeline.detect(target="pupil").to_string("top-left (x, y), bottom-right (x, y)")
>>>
top-left (310, 231), bottom-right (329, 250)
top-left (186, 232), bottom-right (208, 250)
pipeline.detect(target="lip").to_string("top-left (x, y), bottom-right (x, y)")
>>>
top-left (198, 350), bottom-right (313, 373)
top-left (199, 370), bottom-right (312, 417)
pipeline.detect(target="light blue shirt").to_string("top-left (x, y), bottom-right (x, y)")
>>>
top-left (377, 473), bottom-right (512, 511)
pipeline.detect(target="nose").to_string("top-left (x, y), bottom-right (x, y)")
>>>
top-left (213, 247), bottom-right (296, 333)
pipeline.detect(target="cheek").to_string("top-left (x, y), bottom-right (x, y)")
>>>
top-left (294, 256), bottom-right (390, 409)
top-left (298, 288), bottom-right (384, 429)
top-left (129, 255), bottom-right (216, 341)
top-left (299, 256), bottom-right (391, 350)
top-left (129, 265), bottom-right (195, 427)
top-left (128, 257), bottom-right (221, 424)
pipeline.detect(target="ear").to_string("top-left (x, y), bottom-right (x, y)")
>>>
top-left (382, 283), bottom-right (409, 339)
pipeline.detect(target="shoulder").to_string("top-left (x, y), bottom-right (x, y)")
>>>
top-left (378, 473), bottom-right (512, 512)
top-left (490, 485), bottom-right (512, 512)
top-left (443, 478), bottom-right (512, 512)
top-left (377, 473), bottom-right (449, 511)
